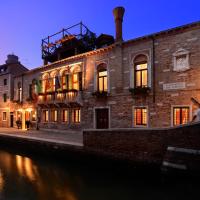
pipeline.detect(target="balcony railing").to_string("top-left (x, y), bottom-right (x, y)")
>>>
top-left (37, 90), bottom-right (82, 106)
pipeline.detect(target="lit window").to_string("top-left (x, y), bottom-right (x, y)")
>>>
top-left (72, 108), bottom-right (80, 123)
top-left (134, 107), bottom-right (147, 126)
top-left (62, 110), bottom-right (68, 122)
top-left (173, 107), bottom-right (189, 126)
top-left (72, 73), bottom-right (79, 90)
top-left (52, 110), bottom-right (58, 122)
top-left (2, 112), bottom-right (6, 121)
top-left (18, 82), bottom-right (22, 102)
top-left (43, 110), bottom-right (49, 122)
top-left (98, 69), bottom-right (107, 92)
top-left (135, 63), bottom-right (148, 88)
top-left (62, 75), bottom-right (67, 90)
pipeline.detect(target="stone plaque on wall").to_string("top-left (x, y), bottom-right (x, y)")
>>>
top-left (163, 82), bottom-right (186, 91)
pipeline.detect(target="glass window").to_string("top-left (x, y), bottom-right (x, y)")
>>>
top-left (3, 93), bottom-right (7, 102)
top-left (62, 110), bottom-right (68, 122)
top-left (51, 110), bottom-right (58, 122)
top-left (135, 63), bottom-right (148, 88)
top-left (3, 79), bottom-right (7, 86)
top-left (62, 76), bottom-right (67, 90)
top-left (98, 69), bottom-right (107, 92)
top-left (173, 107), bottom-right (189, 126)
top-left (72, 108), bottom-right (80, 123)
top-left (134, 107), bottom-right (147, 126)
top-left (72, 73), bottom-right (79, 90)
top-left (43, 110), bottom-right (49, 122)
top-left (2, 112), bottom-right (6, 121)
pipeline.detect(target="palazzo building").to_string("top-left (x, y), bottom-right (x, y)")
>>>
top-left (1, 7), bottom-right (200, 130)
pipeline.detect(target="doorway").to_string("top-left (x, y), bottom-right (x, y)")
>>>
top-left (95, 108), bottom-right (109, 129)
top-left (10, 112), bottom-right (14, 127)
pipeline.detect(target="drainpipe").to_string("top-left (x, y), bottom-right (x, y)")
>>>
top-left (151, 36), bottom-right (156, 103)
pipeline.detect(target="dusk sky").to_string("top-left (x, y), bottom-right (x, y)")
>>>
top-left (0, 0), bottom-right (200, 69)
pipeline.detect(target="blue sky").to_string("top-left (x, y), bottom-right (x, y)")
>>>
top-left (0, 0), bottom-right (200, 69)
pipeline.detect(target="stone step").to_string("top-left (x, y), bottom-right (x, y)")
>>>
top-left (161, 146), bottom-right (200, 175)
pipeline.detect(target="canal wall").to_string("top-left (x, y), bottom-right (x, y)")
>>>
top-left (83, 122), bottom-right (200, 167)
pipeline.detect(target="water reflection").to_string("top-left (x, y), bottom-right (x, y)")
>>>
top-left (0, 150), bottom-right (198, 200)
top-left (16, 155), bottom-right (36, 181)
top-left (0, 151), bottom-right (78, 200)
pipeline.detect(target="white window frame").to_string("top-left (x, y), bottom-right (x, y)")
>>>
top-left (171, 105), bottom-right (192, 127)
top-left (71, 108), bottom-right (81, 123)
top-left (62, 109), bottom-right (69, 123)
top-left (132, 106), bottom-right (149, 128)
top-left (130, 50), bottom-right (152, 89)
top-left (2, 112), bottom-right (7, 121)
top-left (94, 60), bottom-right (110, 93)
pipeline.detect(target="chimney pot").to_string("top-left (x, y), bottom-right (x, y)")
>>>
top-left (113, 6), bottom-right (125, 42)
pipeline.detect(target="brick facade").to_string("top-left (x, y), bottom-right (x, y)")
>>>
top-left (1, 20), bottom-right (200, 130)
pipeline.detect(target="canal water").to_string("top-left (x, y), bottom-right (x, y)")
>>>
top-left (0, 149), bottom-right (199, 200)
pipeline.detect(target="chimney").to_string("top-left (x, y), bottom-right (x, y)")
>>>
top-left (6, 54), bottom-right (19, 64)
top-left (113, 6), bottom-right (125, 42)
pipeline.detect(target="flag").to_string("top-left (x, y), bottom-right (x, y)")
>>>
top-left (55, 76), bottom-right (61, 91)
top-left (36, 80), bottom-right (42, 94)
top-left (45, 78), bottom-right (51, 92)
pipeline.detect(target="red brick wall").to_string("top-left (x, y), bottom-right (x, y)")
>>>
top-left (83, 123), bottom-right (200, 165)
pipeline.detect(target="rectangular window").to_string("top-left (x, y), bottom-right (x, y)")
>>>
top-left (4, 79), bottom-right (7, 86)
top-left (173, 107), bottom-right (189, 126)
top-left (2, 112), bottom-right (7, 121)
top-left (62, 76), bottom-right (67, 90)
top-left (72, 73), bottom-right (79, 90)
top-left (43, 110), bottom-right (49, 122)
top-left (98, 70), bottom-right (107, 92)
top-left (135, 63), bottom-right (148, 88)
top-left (134, 107), bottom-right (147, 126)
top-left (51, 110), bottom-right (58, 122)
top-left (3, 93), bottom-right (7, 102)
top-left (62, 110), bottom-right (68, 122)
top-left (72, 108), bottom-right (80, 123)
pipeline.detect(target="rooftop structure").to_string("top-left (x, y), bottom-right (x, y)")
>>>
top-left (42, 22), bottom-right (114, 64)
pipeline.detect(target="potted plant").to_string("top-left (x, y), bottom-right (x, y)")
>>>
top-left (129, 87), bottom-right (151, 96)
top-left (92, 91), bottom-right (108, 98)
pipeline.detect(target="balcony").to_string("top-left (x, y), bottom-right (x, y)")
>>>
top-left (37, 90), bottom-right (83, 107)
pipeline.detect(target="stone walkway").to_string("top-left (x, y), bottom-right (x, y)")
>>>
top-left (0, 128), bottom-right (83, 146)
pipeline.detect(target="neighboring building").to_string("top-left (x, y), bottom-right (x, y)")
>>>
top-left (2, 7), bottom-right (200, 130)
top-left (0, 55), bottom-right (28, 127)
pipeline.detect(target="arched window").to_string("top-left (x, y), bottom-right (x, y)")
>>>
top-left (97, 63), bottom-right (107, 92)
top-left (71, 65), bottom-right (82, 91)
top-left (50, 71), bottom-right (58, 91)
top-left (134, 55), bottom-right (148, 88)
top-left (61, 70), bottom-right (68, 90)
top-left (30, 79), bottom-right (37, 100)
top-left (18, 82), bottom-right (22, 102)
